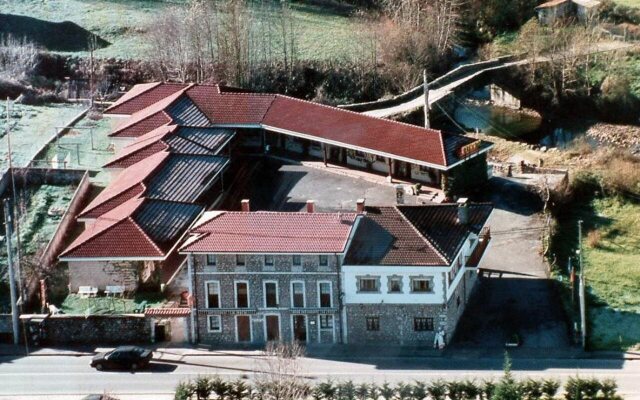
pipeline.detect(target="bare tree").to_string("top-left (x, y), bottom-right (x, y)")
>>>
top-left (0, 35), bottom-right (39, 80)
top-left (254, 342), bottom-right (309, 400)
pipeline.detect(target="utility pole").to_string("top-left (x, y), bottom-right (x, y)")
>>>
top-left (423, 69), bottom-right (430, 129)
top-left (578, 219), bottom-right (587, 349)
top-left (4, 199), bottom-right (19, 345)
top-left (5, 98), bottom-right (22, 305)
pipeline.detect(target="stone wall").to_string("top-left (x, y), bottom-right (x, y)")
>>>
top-left (68, 260), bottom-right (141, 292)
top-left (193, 253), bottom-right (341, 346)
top-left (345, 303), bottom-right (444, 345)
top-left (45, 315), bottom-right (151, 344)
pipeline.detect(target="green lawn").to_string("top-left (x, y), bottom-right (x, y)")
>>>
top-left (552, 195), bottom-right (640, 350)
top-left (0, 0), bottom-right (364, 61)
top-left (614, 0), bottom-right (640, 8)
top-left (0, 103), bottom-right (86, 169)
top-left (61, 293), bottom-right (166, 315)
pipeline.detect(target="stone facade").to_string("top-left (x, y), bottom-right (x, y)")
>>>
top-left (44, 315), bottom-right (151, 344)
top-left (192, 253), bottom-right (342, 346)
top-left (68, 261), bottom-right (141, 292)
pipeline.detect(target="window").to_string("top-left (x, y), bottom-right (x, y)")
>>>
top-left (207, 315), bottom-right (222, 332)
top-left (414, 317), bottom-right (434, 331)
top-left (419, 165), bottom-right (430, 173)
top-left (366, 317), bottom-right (380, 331)
top-left (236, 254), bottom-right (246, 266)
top-left (388, 277), bottom-right (402, 293)
top-left (264, 281), bottom-right (278, 308)
top-left (292, 255), bottom-right (302, 267)
top-left (375, 155), bottom-right (385, 162)
top-left (318, 282), bottom-right (332, 308)
top-left (206, 254), bottom-right (216, 266)
top-left (319, 315), bottom-right (334, 330)
top-left (235, 281), bottom-right (249, 308)
top-left (411, 278), bottom-right (432, 293)
top-left (291, 281), bottom-right (305, 308)
top-left (205, 281), bottom-right (220, 309)
top-left (319, 255), bottom-right (328, 266)
top-left (358, 277), bottom-right (378, 292)
top-left (264, 255), bottom-right (274, 267)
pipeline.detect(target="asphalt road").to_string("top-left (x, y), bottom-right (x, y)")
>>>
top-left (0, 353), bottom-right (638, 399)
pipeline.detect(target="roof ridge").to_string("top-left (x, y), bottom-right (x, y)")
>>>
top-left (392, 206), bottom-right (450, 264)
top-left (128, 216), bottom-right (165, 257)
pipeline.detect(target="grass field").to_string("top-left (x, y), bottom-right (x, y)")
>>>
top-left (552, 195), bottom-right (640, 350)
top-left (614, 0), bottom-right (640, 8)
top-left (0, 102), bottom-right (86, 170)
top-left (0, 0), bottom-right (364, 61)
top-left (61, 293), bottom-right (166, 315)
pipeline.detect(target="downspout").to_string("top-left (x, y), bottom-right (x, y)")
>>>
top-left (335, 253), bottom-right (345, 344)
top-left (187, 254), bottom-right (196, 344)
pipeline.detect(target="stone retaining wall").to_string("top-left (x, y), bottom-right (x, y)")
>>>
top-left (44, 314), bottom-right (151, 345)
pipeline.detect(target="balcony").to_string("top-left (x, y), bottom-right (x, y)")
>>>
top-left (466, 227), bottom-right (491, 268)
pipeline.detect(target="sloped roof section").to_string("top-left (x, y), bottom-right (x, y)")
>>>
top-left (134, 200), bottom-right (203, 245)
top-left (344, 207), bottom-right (448, 266)
top-left (535, 0), bottom-right (570, 8)
top-left (181, 212), bottom-right (359, 254)
top-left (145, 154), bottom-right (229, 203)
top-left (61, 198), bottom-right (165, 259)
top-left (186, 85), bottom-right (276, 124)
top-left (262, 95), bottom-right (448, 167)
top-left (397, 203), bottom-right (493, 263)
top-left (165, 95), bottom-right (212, 127)
top-left (105, 82), bottom-right (188, 115)
top-left (79, 151), bottom-right (170, 219)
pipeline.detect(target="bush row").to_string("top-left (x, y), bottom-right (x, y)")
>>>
top-left (174, 376), bottom-right (621, 400)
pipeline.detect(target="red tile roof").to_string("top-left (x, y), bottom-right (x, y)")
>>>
top-left (145, 307), bottom-right (190, 317)
top-left (262, 95), bottom-right (448, 166)
top-left (61, 197), bottom-right (165, 259)
top-left (181, 211), bottom-right (359, 254)
top-left (104, 125), bottom-right (175, 169)
top-left (105, 82), bottom-right (188, 115)
top-left (78, 151), bottom-right (169, 219)
top-left (109, 88), bottom-right (188, 138)
top-left (186, 85), bottom-right (275, 124)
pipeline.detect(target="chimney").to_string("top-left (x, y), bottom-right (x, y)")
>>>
top-left (457, 197), bottom-right (469, 225)
top-left (241, 199), bottom-right (250, 212)
top-left (356, 198), bottom-right (365, 213)
top-left (306, 200), bottom-right (316, 213)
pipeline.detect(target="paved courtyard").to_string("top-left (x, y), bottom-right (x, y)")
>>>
top-left (454, 177), bottom-right (571, 349)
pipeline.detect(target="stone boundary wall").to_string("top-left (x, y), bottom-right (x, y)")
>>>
top-left (44, 314), bottom-right (151, 344)
top-left (340, 55), bottom-right (519, 112)
top-left (28, 108), bottom-right (89, 169)
top-left (40, 170), bottom-right (91, 270)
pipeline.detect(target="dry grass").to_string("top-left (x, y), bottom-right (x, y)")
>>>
top-left (586, 229), bottom-right (602, 248)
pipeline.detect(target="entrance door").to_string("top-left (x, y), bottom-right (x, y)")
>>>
top-left (236, 316), bottom-right (251, 342)
top-left (292, 315), bottom-right (307, 342)
top-left (265, 315), bottom-right (280, 341)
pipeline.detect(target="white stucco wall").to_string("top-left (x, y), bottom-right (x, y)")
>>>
top-left (410, 165), bottom-right (439, 185)
top-left (342, 266), bottom-right (448, 305)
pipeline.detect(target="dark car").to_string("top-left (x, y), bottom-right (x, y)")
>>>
top-left (90, 346), bottom-right (153, 371)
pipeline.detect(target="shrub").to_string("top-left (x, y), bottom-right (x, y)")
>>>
top-left (447, 381), bottom-right (466, 400)
top-left (427, 380), bottom-right (448, 400)
top-left (586, 230), bottom-right (602, 249)
top-left (600, 378), bottom-right (619, 400)
top-left (368, 383), bottom-right (380, 400)
top-left (396, 382), bottom-right (413, 400)
top-left (210, 376), bottom-right (229, 399)
top-left (461, 380), bottom-right (481, 400)
top-left (174, 381), bottom-right (195, 400)
top-left (338, 381), bottom-right (356, 400)
top-left (564, 377), bottom-right (586, 400)
top-left (520, 379), bottom-right (542, 400)
top-left (194, 376), bottom-right (212, 400)
top-left (355, 383), bottom-right (369, 400)
top-left (412, 381), bottom-right (428, 400)
top-left (482, 380), bottom-right (496, 400)
top-left (379, 382), bottom-right (396, 400)
top-left (228, 379), bottom-right (251, 400)
top-left (541, 379), bottom-right (560, 400)
top-left (317, 380), bottom-right (338, 400)
top-left (491, 353), bottom-right (520, 400)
